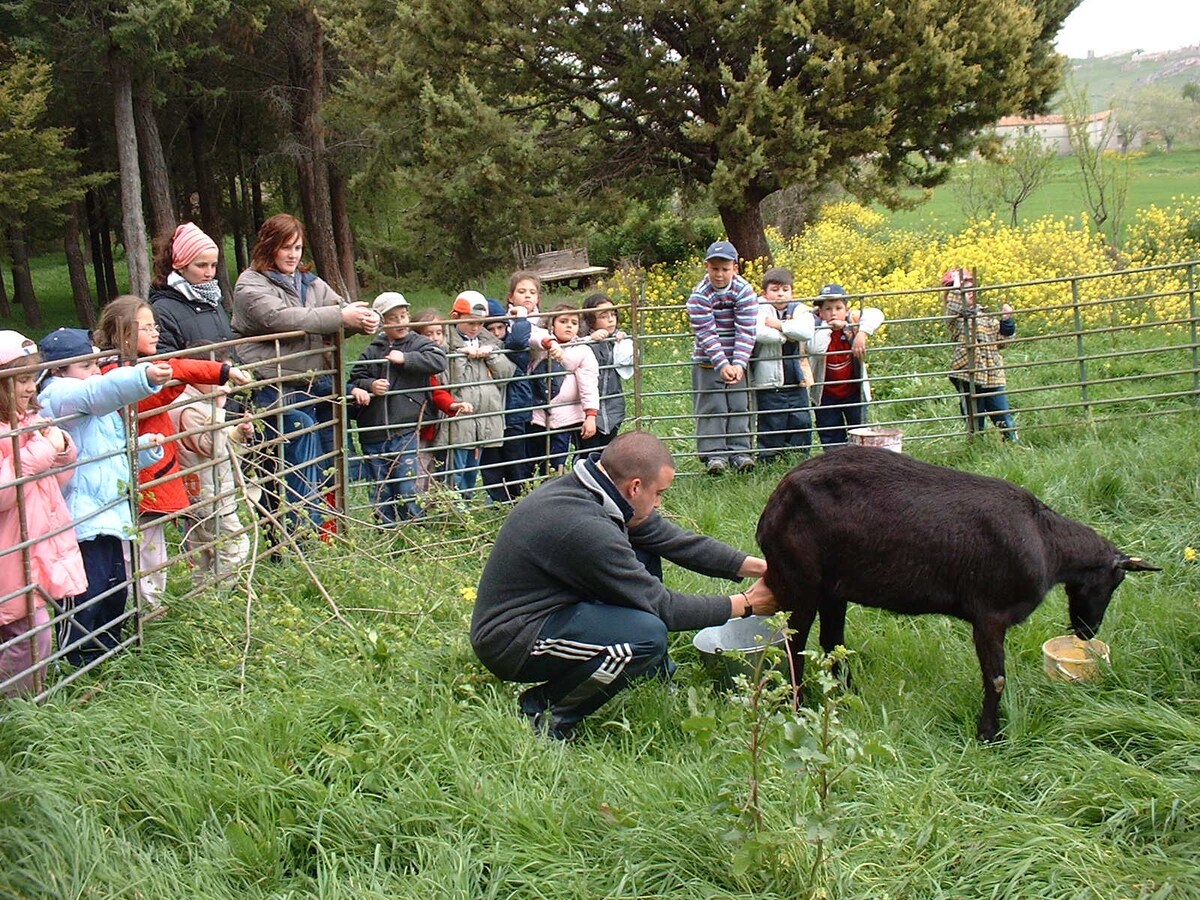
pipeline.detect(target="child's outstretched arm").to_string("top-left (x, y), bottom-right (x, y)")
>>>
top-left (42, 362), bottom-right (168, 419)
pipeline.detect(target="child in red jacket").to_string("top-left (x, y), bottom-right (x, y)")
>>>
top-left (412, 310), bottom-right (472, 493)
top-left (94, 296), bottom-right (250, 608)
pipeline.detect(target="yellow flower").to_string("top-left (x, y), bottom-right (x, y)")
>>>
top-left (459, 586), bottom-right (477, 602)
top-left (1185, 547), bottom-right (1196, 563)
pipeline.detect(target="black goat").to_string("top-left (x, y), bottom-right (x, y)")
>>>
top-left (756, 446), bottom-right (1158, 741)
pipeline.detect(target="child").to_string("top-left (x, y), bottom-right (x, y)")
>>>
top-left (942, 267), bottom-right (1018, 442)
top-left (167, 347), bottom-right (255, 586)
top-left (411, 310), bottom-right (472, 492)
top-left (528, 303), bottom-right (600, 474)
top-left (480, 297), bottom-right (536, 502)
top-left (750, 267), bottom-right (815, 460)
top-left (347, 292), bottom-right (448, 524)
top-left (0, 333), bottom-right (87, 695)
top-left (445, 291), bottom-right (515, 498)
top-left (497, 272), bottom-right (544, 496)
top-left (579, 294), bottom-right (634, 452)
top-left (809, 284), bottom-right (885, 449)
top-left (687, 240), bottom-right (758, 474)
top-left (36, 325), bottom-right (173, 668)
top-left (94, 295), bottom-right (251, 609)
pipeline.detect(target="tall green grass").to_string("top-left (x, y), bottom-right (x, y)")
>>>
top-left (3, 410), bottom-right (1199, 898)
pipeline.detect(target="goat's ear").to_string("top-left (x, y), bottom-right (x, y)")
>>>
top-left (1115, 554), bottom-right (1161, 573)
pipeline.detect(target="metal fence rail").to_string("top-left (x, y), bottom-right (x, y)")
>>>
top-left (2, 261), bottom-right (1197, 702)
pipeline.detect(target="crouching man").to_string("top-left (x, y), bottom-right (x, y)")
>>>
top-left (470, 430), bottom-right (777, 741)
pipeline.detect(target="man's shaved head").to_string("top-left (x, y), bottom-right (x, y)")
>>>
top-left (599, 431), bottom-right (675, 485)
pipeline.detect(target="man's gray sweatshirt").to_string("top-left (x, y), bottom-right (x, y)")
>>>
top-left (471, 456), bottom-right (746, 680)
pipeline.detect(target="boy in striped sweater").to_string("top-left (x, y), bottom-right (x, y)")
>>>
top-left (686, 241), bottom-right (759, 474)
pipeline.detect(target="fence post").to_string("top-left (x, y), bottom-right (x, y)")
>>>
top-left (1190, 262), bottom-right (1198, 404)
top-left (331, 330), bottom-right (348, 520)
top-left (126, 403), bottom-right (145, 646)
top-left (1072, 276), bottom-right (1090, 417)
top-left (9, 426), bottom-right (44, 693)
top-left (630, 271), bottom-right (644, 427)
top-left (965, 307), bottom-right (978, 442)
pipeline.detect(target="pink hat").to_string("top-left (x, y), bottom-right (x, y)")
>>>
top-left (171, 222), bottom-right (219, 270)
top-left (0, 330), bottom-right (37, 367)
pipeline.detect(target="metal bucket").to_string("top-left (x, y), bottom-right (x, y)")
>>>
top-left (1042, 635), bottom-right (1111, 683)
top-left (693, 616), bottom-right (788, 685)
top-left (849, 427), bottom-right (903, 453)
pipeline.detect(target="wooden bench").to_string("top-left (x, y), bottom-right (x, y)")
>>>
top-left (517, 246), bottom-right (608, 290)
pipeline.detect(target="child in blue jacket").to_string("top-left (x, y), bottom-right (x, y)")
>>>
top-left (36, 326), bottom-right (173, 668)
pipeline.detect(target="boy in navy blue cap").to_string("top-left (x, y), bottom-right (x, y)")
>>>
top-left (686, 241), bottom-right (759, 474)
top-left (809, 284), bottom-right (885, 448)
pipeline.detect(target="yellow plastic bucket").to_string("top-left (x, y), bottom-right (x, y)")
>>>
top-left (848, 427), bottom-right (903, 453)
top-left (1042, 635), bottom-right (1111, 683)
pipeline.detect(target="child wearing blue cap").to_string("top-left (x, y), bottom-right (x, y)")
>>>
top-left (36, 323), bottom-right (174, 668)
top-left (686, 241), bottom-right (759, 474)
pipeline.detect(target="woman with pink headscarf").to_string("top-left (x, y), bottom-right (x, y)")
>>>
top-left (149, 222), bottom-right (235, 356)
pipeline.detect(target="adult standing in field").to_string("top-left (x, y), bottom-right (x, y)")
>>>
top-left (232, 214), bottom-right (379, 531)
top-left (471, 430), bottom-right (777, 742)
top-left (149, 223), bottom-right (235, 356)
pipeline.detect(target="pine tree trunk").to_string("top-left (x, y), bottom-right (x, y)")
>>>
top-left (286, 4), bottom-right (345, 297)
top-left (187, 107), bottom-right (234, 305)
top-left (84, 189), bottom-right (110, 306)
top-left (251, 174), bottom-right (265, 234)
top-left (112, 57), bottom-right (150, 297)
top-left (64, 202), bottom-right (98, 327)
top-left (0, 258), bottom-right (10, 318)
top-left (228, 173), bottom-right (247, 273)
top-left (99, 193), bottom-right (119, 301)
top-left (8, 227), bottom-right (41, 329)
top-left (134, 74), bottom-right (176, 239)
top-left (329, 166), bottom-right (358, 301)
top-left (718, 200), bottom-right (772, 266)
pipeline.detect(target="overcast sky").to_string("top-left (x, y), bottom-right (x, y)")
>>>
top-left (1055, 0), bottom-right (1200, 58)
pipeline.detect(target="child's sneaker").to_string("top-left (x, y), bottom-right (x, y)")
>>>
top-left (731, 455), bottom-right (755, 472)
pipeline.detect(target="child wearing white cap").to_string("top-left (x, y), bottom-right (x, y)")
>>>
top-left (347, 292), bottom-right (449, 523)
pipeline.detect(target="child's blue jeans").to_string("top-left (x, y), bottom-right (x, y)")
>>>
top-left (815, 389), bottom-right (864, 448)
top-left (362, 430), bottom-right (422, 523)
top-left (949, 377), bottom-right (1016, 437)
top-left (253, 376), bottom-right (336, 528)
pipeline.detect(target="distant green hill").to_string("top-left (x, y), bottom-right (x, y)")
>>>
top-left (1064, 46), bottom-right (1200, 109)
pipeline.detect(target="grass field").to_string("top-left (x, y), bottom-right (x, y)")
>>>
top-left (878, 148), bottom-right (1200, 237)
top-left (2, 397), bottom-right (1199, 897)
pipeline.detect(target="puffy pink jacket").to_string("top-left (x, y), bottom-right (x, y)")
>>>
top-left (1, 414), bottom-right (87, 626)
top-left (530, 342), bottom-right (600, 430)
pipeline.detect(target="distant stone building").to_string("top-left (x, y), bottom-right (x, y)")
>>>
top-left (993, 111), bottom-right (1120, 155)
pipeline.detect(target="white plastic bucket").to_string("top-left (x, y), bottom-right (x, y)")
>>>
top-left (848, 427), bottom-right (903, 453)
top-left (1042, 635), bottom-right (1111, 683)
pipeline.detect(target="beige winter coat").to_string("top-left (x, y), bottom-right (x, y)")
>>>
top-left (231, 269), bottom-right (344, 377)
top-left (445, 327), bottom-right (515, 448)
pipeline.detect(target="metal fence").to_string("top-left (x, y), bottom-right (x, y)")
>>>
top-left (2, 260), bottom-right (1197, 702)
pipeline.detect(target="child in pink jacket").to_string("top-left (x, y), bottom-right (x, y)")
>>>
top-left (0, 331), bottom-right (87, 696)
top-left (527, 304), bottom-right (600, 475)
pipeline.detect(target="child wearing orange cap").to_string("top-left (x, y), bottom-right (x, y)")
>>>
top-left (444, 291), bottom-right (515, 498)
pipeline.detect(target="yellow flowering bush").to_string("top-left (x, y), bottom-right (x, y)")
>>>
top-left (598, 201), bottom-right (1199, 355)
